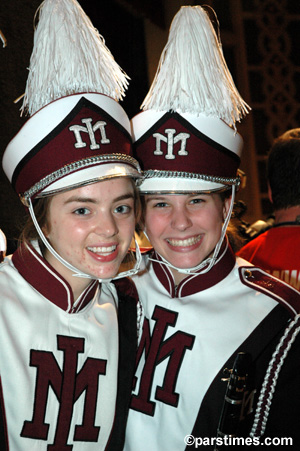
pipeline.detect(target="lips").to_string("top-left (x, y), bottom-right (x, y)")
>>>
top-left (166, 234), bottom-right (202, 247)
top-left (86, 244), bottom-right (119, 262)
top-left (87, 245), bottom-right (117, 255)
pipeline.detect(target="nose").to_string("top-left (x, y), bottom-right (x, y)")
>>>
top-left (170, 206), bottom-right (192, 231)
top-left (93, 212), bottom-right (118, 237)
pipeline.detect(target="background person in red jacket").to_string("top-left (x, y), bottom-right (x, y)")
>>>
top-left (238, 128), bottom-right (300, 290)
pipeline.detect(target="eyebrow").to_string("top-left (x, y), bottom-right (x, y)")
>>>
top-left (64, 192), bottom-right (134, 205)
top-left (145, 193), bottom-right (209, 203)
top-left (145, 196), bottom-right (168, 203)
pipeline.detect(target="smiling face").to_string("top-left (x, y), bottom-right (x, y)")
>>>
top-left (43, 177), bottom-right (136, 292)
top-left (144, 193), bottom-right (231, 283)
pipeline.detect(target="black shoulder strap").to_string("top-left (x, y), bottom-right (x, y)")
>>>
top-left (106, 277), bottom-right (138, 451)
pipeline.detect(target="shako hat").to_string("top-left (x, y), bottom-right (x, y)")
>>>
top-left (131, 5), bottom-right (250, 194)
top-left (2, 0), bottom-right (141, 207)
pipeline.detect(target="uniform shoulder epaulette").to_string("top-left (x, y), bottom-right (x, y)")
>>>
top-left (239, 266), bottom-right (300, 317)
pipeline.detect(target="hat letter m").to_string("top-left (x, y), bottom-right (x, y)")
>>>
top-left (153, 129), bottom-right (190, 160)
top-left (69, 118), bottom-right (110, 150)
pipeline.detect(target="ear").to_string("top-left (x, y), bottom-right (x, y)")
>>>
top-left (267, 183), bottom-right (273, 203)
top-left (42, 223), bottom-right (50, 238)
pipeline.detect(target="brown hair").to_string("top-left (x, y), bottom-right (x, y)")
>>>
top-left (267, 128), bottom-right (300, 210)
top-left (19, 197), bottom-right (51, 254)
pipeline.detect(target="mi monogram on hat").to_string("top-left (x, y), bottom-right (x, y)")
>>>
top-left (131, 5), bottom-right (250, 194)
top-left (4, 93), bottom-right (139, 205)
top-left (2, 0), bottom-right (141, 206)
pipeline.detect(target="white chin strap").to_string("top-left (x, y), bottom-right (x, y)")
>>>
top-left (28, 198), bottom-right (142, 282)
top-left (148, 185), bottom-right (236, 276)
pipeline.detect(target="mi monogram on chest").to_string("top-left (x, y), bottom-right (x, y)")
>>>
top-left (21, 335), bottom-right (106, 449)
top-left (69, 117), bottom-right (110, 150)
top-left (153, 128), bottom-right (190, 159)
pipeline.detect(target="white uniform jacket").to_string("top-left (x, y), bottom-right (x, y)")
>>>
top-left (124, 240), bottom-right (300, 450)
top-left (0, 241), bottom-right (137, 451)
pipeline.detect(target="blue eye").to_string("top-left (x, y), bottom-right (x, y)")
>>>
top-left (154, 202), bottom-right (168, 208)
top-left (114, 205), bottom-right (132, 214)
top-left (74, 207), bottom-right (90, 215)
top-left (190, 198), bottom-right (204, 204)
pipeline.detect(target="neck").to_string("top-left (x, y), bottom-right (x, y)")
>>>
top-left (169, 249), bottom-right (216, 285)
top-left (274, 206), bottom-right (300, 225)
top-left (69, 277), bottom-right (93, 303)
top-left (170, 267), bottom-right (189, 285)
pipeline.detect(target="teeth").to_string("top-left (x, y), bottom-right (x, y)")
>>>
top-left (167, 235), bottom-right (201, 247)
top-left (87, 245), bottom-right (117, 255)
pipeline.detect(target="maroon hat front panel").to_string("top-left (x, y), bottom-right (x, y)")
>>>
top-left (134, 112), bottom-right (240, 178)
top-left (13, 97), bottom-right (132, 195)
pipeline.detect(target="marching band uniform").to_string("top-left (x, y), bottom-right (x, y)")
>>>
top-left (124, 5), bottom-right (300, 450)
top-left (0, 241), bottom-right (137, 450)
top-left (125, 247), bottom-right (300, 450)
top-left (0, 0), bottom-right (141, 449)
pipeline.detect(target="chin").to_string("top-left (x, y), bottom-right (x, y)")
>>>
top-left (169, 256), bottom-right (204, 269)
top-left (84, 264), bottom-right (120, 280)
top-left (96, 269), bottom-right (119, 279)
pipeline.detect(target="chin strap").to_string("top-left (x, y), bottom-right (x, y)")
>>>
top-left (29, 198), bottom-right (141, 282)
top-left (148, 185), bottom-right (236, 276)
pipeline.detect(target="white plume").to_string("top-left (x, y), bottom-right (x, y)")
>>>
top-left (142, 6), bottom-right (250, 128)
top-left (21, 0), bottom-right (129, 115)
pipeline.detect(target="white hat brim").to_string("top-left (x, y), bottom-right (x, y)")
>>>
top-left (139, 176), bottom-right (226, 194)
top-left (39, 163), bottom-right (141, 197)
